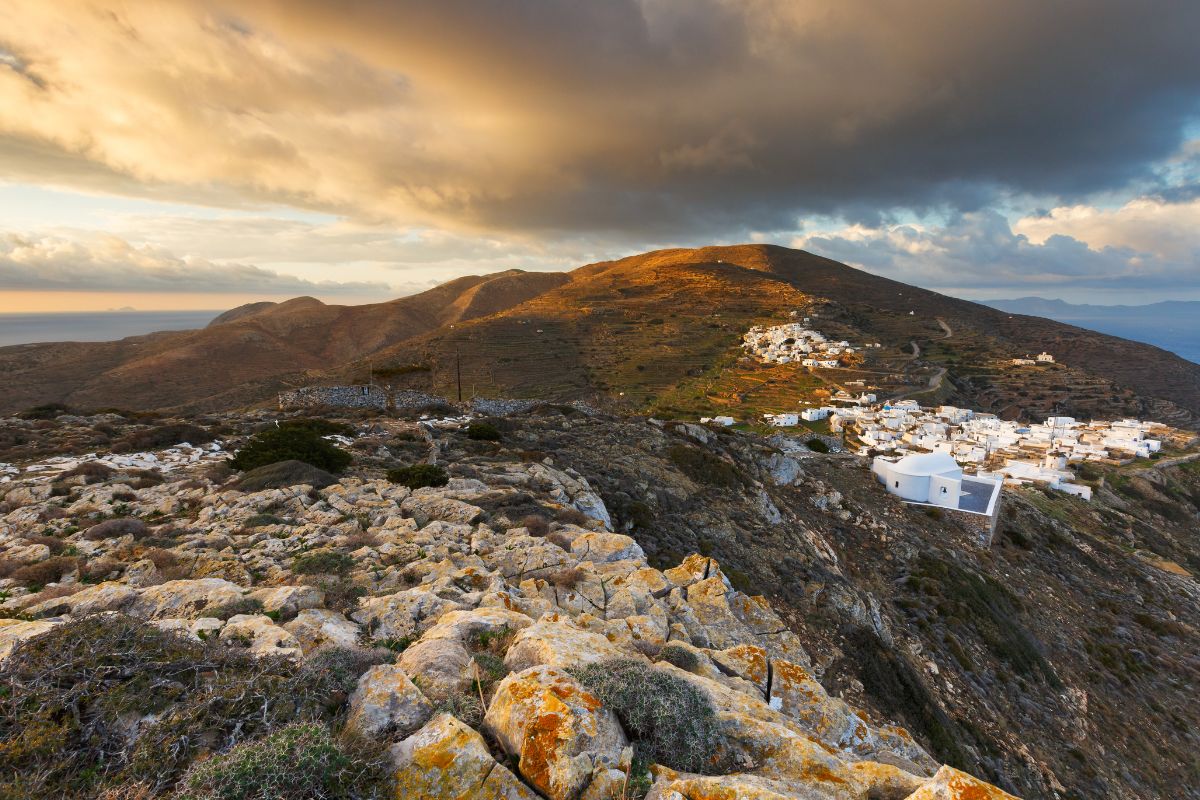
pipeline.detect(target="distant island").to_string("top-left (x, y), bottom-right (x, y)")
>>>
top-left (982, 297), bottom-right (1200, 364)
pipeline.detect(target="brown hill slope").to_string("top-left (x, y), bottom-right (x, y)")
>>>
top-left (0, 269), bottom-right (567, 414)
top-left (354, 245), bottom-right (1200, 426)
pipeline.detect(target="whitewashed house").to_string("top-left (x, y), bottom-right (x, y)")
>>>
top-left (872, 452), bottom-right (966, 508)
top-left (1036, 352), bottom-right (1056, 363)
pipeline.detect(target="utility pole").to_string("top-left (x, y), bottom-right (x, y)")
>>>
top-left (456, 348), bottom-right (463, 403)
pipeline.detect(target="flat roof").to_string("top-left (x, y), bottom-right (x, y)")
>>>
top-left (960, 476), bottom-right (1001, 515)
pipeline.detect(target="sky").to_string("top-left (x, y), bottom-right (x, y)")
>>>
top-left (1, 0), bottom-right (1199, 312)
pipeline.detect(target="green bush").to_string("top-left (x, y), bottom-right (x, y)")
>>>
top-left (466, 422), bottom-right (501, 441)
top-left (386, 464), bottom-right (448, 489)
top-left (804, 438), bottom-right (830, 453)
top-left (205, 598), bottom-right (266, 621)
top-left (175, 723), bottom-right (389, 800)
top-left (292, 549), bottom-right (355, 576)
top-left (277, 418), bottom-right (355, 437)
top-left (656, 642), bottom-right (701, 672)
top-left (17, 403), bottom-right (72, 420)
top-left (230, 428), bottom-right (351, 474)
top-left (569, 659), bottom-right (725, 774)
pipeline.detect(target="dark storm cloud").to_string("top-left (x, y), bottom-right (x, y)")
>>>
top-left (3, 1), bottom-right (1199, 239)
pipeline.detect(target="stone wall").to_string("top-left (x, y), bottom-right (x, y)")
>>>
top-left (278, 385), bottom-right (388, 410)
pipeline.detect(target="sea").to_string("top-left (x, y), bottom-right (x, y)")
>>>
top-left (0, 310), bottom-right (220, 347)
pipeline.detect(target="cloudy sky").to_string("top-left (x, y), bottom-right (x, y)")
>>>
top-left (2, 0), bottom-right (1199, 312)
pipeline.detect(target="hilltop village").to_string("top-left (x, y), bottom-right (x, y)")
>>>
top-left (736, 321), bottom-right (1195, 505)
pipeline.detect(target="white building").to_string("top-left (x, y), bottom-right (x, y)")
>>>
top-left (765, 413), bottom-right (799, 427)
top-left (1037, 352), bottom-right (1055, 363)
top-left (873, 452), bottom-right (966, 508)
top-left (801, 407), bottom-right (830, 422)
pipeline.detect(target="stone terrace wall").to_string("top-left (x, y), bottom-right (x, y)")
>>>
top-left (278, 385), bottom-right (387, 410)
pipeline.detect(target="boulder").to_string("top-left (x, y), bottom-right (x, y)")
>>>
top-left (284, 608), bottom-right (362, 653)
top-left (355, 587), bottom-right (463, 642)
top-left (904, 766), bottom-right (1019, 800)
top-left (0, 618), bottom-right (58, 663)
top-left (346, 664), bottom-right (434, 740)
top-left (398, 637), bottom-right (474, 701)
top-left (218, 614), bottom-right (301, 658)
top-left (235, 460), bottom-right (335, 491)
top-left (22, 581), bottom-right (136, 618)
top-left (129, 578), bottom-right (246, 619)
top-left (391, 713), bottom-right (537, 800)
top-left (484, 665), bottom-right (628, 800)
top-left (248, 584), bottom-right (324, 617)
top-left (505, 614), bottom-right (640, 673)
top-left (401, 494), bottom-right (485, 526)
top-left (571, 532), bottom-right (644, 564)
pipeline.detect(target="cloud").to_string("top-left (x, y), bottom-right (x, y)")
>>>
top-left (0, 230), bottom-right (392, 295)
top-left (793, 205), bottom-right (1200, 296)
top-left (1, 1), bottom-right (1198, 239)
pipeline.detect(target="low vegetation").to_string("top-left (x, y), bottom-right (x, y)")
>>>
top-left (569, 658), bottom-right (725, 774)
top-left (386, 464), bottom-right (448, 489)
top-left (230, 427), bottom-right (352, 474)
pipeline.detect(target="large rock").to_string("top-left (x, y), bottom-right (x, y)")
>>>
top-left (355, 588), bottom-right (463, 643)
top-left (22, 581), bottom-right (136, 618)
top-left (0, 618), bottom-right (58, 663)
top-left (571, 532), bottom-right (645, 564)
top-left (904, 766), bottom-right (1019, 800)
top-left (484, 665), bottom-right (628, 800)
top-left (248, 584), bottom-right (324, 617)
top-left (505, 614), bottom-right (639, 673)
top-left (401, 494), bottom-right (485, 526)
top-left (129, 578), bottom-right (246, 619)
top-left (346, 664), bottom-right (434, 741)
top-left (284, 608), bottom-right (362, 653)
top-left (218, 614), bottom-right (301, 658)
top-left (398, 637), bottom-right (474, 701)
top-left (391, 713), bottom-right (538, 799)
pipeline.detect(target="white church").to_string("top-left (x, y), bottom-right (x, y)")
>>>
top-left (872, 451), bottom-right (1002, 516)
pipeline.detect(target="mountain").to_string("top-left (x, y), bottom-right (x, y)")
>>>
top-left (2, 245), bottom-right (1199, 429)
top-left (0, 269), bottom-right (567, 414)
top-left (982, 297), bottom-right (1200, 365)
top-left (350, 245), bottom-right (1200, 427)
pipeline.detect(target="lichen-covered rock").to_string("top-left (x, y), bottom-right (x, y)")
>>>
top-left (22, 581), bottom-right (137, 617)
top-left (904, 766), bottom-right (1020, 800)
top-left (398, 637), bottom-right (474, 701)
top-left (218, 614), bottom-right (301, 658)
top-left (484, 665), bottom-right (628, 800)
top-left (0, 618), bottom-right (58, 663)
top-left (571, 531), bottom-right (645, 564)
top-left (401, 494), bottom-right (485, 526)
top-left (355, 588), bottom-right (463, 642)
top-left (283, 608), bottom-right (361, 652)
top-left (390, 713), bottom-right (537, 799)
top-left (128, 578), bottom-right (246, 619)
top-left (247, 584), bottom-right (324, 617)
top-left (505, 614), bottom-right (640, 672)
top-left (346, 664), bottom-right (433, 740)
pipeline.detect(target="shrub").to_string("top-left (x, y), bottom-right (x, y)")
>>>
top-left (10, 556), bottom-right (77, 589)
top-left (230, 428), bottom-right (352, 474)
top-left (111, 424), bottom-right (214, 453)
top-left (243, 513), bottom-right (291, 528)
top-left (521, 514), bottom-right (550, 537)
top-left (386, 464), bottom-right (448, 490)
top-left (466, 422), bottom-right (501, 441)
top-left (805, 438), bottom-right (830, 453)
top-left (60, 461), bottom-right (115, 482)
top-left (667, 445), bottom-right (742, 488)
top-left (292, 549), bottom-right (355, 576)
top-left (205, 598), bottom-right (266, 621)
top-left (236, 460), bottom-right (337, 492)
top-left (277, 418), bottom-right (355, 437)
top-left (0, 557), bottom-right (18, 579)
top-left (548, 567), bottom-right (585, 590)
top-left (569, 659), bottom-right (725, 774)
top-left (174, 723), bottom-right (389, 800)
top-left (17, 403), bottom-right (71, 420)
top-left (84, 518), bottom-right (149, 541)
top-left (556, 506), bottom-right (588, 526)
top-left (80, 558), bottom-right (122, 584)
top-left (656, 642), bottom-right (701, 672)
top-left (22, 533), bottom-right (66, 555)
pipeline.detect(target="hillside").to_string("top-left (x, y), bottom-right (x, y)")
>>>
top-left (2, 245), bottom-right (1198, 430)
top-left (1, 405), bottom-right (1197, 798)
top-left (0, 270), bottom-right (567, 414)
top-left (356, 245), bottom-right (1200, 428)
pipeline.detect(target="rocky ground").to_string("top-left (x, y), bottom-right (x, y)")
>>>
top-left (1, 405), bottom-right (1197, 799)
